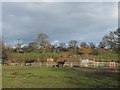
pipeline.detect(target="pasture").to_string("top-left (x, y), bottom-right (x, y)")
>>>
top-left (2, 66), bottom-right (119, 88)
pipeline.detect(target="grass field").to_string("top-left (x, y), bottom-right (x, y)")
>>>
top-left (96, 53), bottom-right (118, 61)
top-left (2, 66), bottom-right (119, 88)
top-left (8, 52), bottom-right (119, 62)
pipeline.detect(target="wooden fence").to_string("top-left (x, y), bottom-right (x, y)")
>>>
top-left (5, 61), bottom-right (119, 69)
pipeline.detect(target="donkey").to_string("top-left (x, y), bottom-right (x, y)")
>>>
top-left (25, 60), bottom-right (35, 66)
top-left (55, 60), bottom-right (66, 67)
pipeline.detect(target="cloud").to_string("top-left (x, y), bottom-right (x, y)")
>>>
top-left (0, 3), bottom-right (2, 37)
top-left (51, 40), bottom-right (60, 45)
top-left (2, 2), bottom-right (118, 45)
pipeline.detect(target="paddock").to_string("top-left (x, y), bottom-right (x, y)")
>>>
top-left (2, 65), bottom-right (119, 88)
top-left (2, 61), bottom-right (119, 70)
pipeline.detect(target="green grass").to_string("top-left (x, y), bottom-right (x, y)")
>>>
top-left (2, 66), bottom-right (119, 88)
top-left (8, 52), bottom-right (62, 62)
top-left (9, 52), bottom-right (119, 62)
top-left (96, 53), bottom-right (118, 61)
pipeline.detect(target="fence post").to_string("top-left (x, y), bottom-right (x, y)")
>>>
top-left (39, 62), bottom-right (41, 67)
top-left (93, 61), bottom-right (95, 68)
top-left (79, 62), bottom-right (81, 67)
top-left (46, 62), bottom-right (48, 67)
top-left (116, 62), bottom-right (118, 68)
top-left (71, 62), bottom-right (73, 67)
top-left (97, 62), bottom-right (98, 67)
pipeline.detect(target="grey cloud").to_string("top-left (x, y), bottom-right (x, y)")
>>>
top-left (2, 2), bottom-right (117, 45)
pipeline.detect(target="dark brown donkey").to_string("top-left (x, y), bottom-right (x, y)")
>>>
top-left (56, 60), bottom-right (66, 67)
top-left (25, 60), bottom-right (35, 66)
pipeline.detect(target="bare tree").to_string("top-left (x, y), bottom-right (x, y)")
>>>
top-left (59, 43), bottom-right (66, 48)
top-left (1, 40), bottom-right (12, 64)
top-left (105, 31), bottom-right (116, 49)
top-left (68, 40), bottom-right (78, 49)
top-left (100, 29), bottom-right (119, 49)
top-left (80, 42), bottom-right (89, 48)
top-left (35, 33), bottom-right (50, 53)
top-left (15, 39), bottom-right (24, 53)
top-left (15, 39), bottom-right (23, 48)
top-left (89, 42), bottom-right (96, 49)
top-left (98, 41), bottom-right (106, 48)
top-left (108, 28), bottom-right (120, 48)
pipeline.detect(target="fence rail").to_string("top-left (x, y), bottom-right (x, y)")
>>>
top-left (2, 61), bottom-right (119, 69)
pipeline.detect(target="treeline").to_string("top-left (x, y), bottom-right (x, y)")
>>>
top-left (1, 28), bottom-right (119, 62)
top-left (14, 28), bottom-right (119, 53)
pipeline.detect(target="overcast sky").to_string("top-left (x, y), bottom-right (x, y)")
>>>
top-left (2, 2), bottom-right (118, 45)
